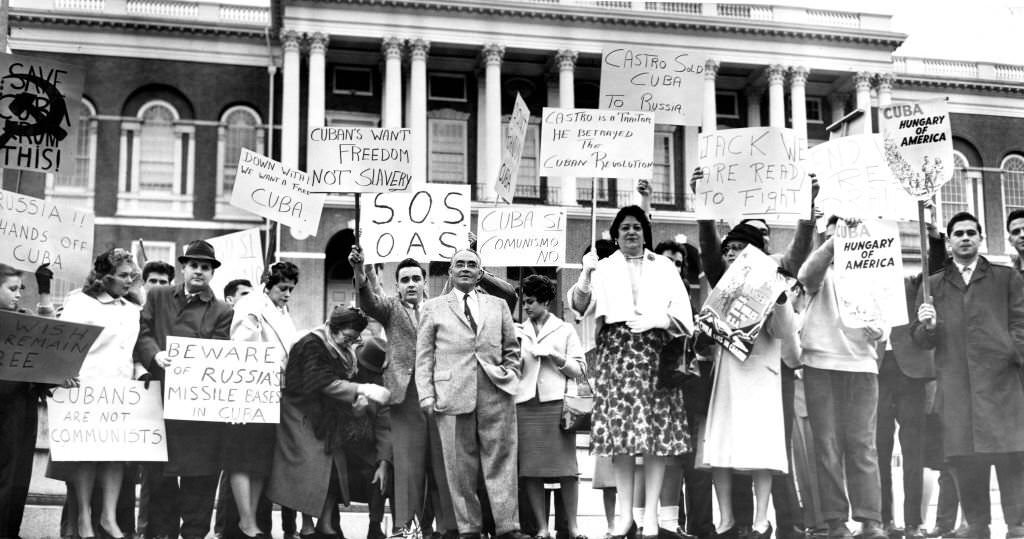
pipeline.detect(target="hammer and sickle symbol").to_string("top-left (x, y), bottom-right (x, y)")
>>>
top-left (0, 73), bottom-right (69, 149)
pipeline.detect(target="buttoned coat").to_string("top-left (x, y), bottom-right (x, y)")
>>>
top-left (911, 257), bottom-right (1024, 457)
top-left (359, 284), bottom-right (419, 405)
top-left (515, 315), bottom-right (585, 404)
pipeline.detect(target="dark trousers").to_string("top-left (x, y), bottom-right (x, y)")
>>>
top-left (59, 475), bottom-right (137, 539)
top-left (0, 392), bottom-right (37, 539)
top-left (949, 454), bottom-right (1024, 529)
top-left (876, 355), bottom-right (927, 527)
top-left (215, 472), bottom-right (297, 537)
top-left (732, 365), bottom-right (803, 530)
top-left (804, 367), bottom-right (882, 523)
top-left (934, 469), bottom-right (960, 530)
top-left (518, 481), bottom-right (568, 535)
top-left (142, 463), bottom-right (219, 539)
top-left (680, 363), bottom-right (715, 539)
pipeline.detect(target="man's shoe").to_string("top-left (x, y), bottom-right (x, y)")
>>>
top-left (1005, 526), bottom-right (1024, 539)
top-left (883, 523), bottom-right (904, 539)
top-left (949, 525), bottom-right (972, 539)
top-left (659, 529), bottom-right (687, 539)
top-left (496, 532), bottom-right (533, 539)
top-left (367, 524), bottom-right (386, 539)
top-left (776, 525), bottom-right (805, 539)
top-left (827, 522), bottom-right (854, 539)
top-left (858, 521), bottom-right (888, 539)
top-left (905, 528), bottom-right (925, 539)
top-left (926, 528), bottom-right (953, 539)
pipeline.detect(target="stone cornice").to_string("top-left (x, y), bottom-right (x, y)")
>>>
top-left (11, 11), bottom-right (267, 40)
top-left (894, 75), bottom-right (1024, 95)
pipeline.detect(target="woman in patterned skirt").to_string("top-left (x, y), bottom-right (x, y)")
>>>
top-left (570, 206), bottom-right (694, 539)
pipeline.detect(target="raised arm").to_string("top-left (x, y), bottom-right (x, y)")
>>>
top-left (779, 219), bottom-right (815, 277)
top-left (797, 237), bottom-right (835, 296)
top-left (698, 220), bottom-right (726, 288)
top-left (350, 245), bottom-right (391, 325)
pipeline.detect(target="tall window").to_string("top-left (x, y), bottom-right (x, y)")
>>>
top-left (1002, 154), bottom-right (1024, 215)
top-left (651, 130), bottom-right (675, 205)
top-left (937, 151), bottom-right (983, 226)
top-left (138, 103), bottom-right (177, 192)
top-left (118, 100), bottom-right (194, 216)
top-left (214, 106), bottom-right (264, 219)
top-left (47, 98), bottom-right (96, 208)
top-left (428, 115), bottom-right (468, 184)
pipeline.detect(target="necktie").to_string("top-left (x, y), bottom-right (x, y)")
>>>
top-left (962, 266), bottom-right (972, 285)
top-left (463, 293), bottom-right (478, 333)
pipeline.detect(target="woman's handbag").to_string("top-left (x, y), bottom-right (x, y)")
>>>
top-left (560, 374), bottom-right (595, 431)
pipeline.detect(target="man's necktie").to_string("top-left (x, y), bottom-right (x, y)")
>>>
top-left (962, 266), bottom-right (972, 285)
top-left (463, 293), bottom-right (478, 333)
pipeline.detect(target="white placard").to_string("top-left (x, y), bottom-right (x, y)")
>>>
top-left (833, 219), bottom-right (907, 329)
top-left (599, 46), bottom-right (706, 126)
top-left (879, 99), bottom-right (954, 200)
top-left (307, 127), bottom-right (416, 193)
top-left (0, 188), bottom-right (94, 286)
top-left (476, 206), bottom-right (566, 267)
top-left (495, 95), bottom-right (531, 203)
top-left (204, 228), bottom-right (264, 300)
top-left (358, 184), bottom-right (471, 264)
top-left (230, 148), bottom-right (325, 235)
top-left (540, 108), bottom-right (655, 179)
top-left (48, 381), bottom-right (168, 461)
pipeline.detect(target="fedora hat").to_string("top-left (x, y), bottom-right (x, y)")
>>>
top-left (357, 336), bottom-right (387, 374)
top-left (178, 240), bottom-right (222, 269)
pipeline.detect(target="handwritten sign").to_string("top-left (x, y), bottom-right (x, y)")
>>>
top-left (359, 184), bottom-right (470, 264)
top-left (833, 219), bottom-right (907, 328)
top-left (540, 108), bottom-right (654, 179)
top-left (48, 381), bottom-right (168, 461)
top-left (0, 188), bottom-right (94, 285)
top-left (807, 134), bottom-right (918, 231)
top-left (230, 148), bottom-right (325, 235)
top-left (205, 228), bottom-right (264, 300)
top-left (307, 127), bottom-right (415, 193)
top-left (0, 53), bottom-right (84, 174)
top-left (476, 206), bottom-right (566, 267)
top-left (496, 95), bottom-right (531, 203)
top-left (163, 336), bottom-right (281, 424)
top-left (694, 127), bottom-right (808, 223)
top-left (599, 46), bottom-right (706, 126)
top-left (0, 310), bottom-right (101, 384)
top-left (879, 99), bottom-right (954, 199)
top-left (695, 246), bottom-right (789, 361)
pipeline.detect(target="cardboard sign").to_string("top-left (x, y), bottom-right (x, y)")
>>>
top-left (307, 127), bottom-right (415, 193)
top-left (695, 246), bottom-right (790, 361)
top-left (0, 310), bottom-right (100, 384)
top-left (230, 148), bottom-right (325, 235)
top-left (0, 53), bottom-right (84, 174)
top-left (358, 184), bottom-right (470, 264)
top-left (694, 127), bottom-right (808, 223)
top-left (495, 95), bottom-right (531, 203)
top-left (879, 99), bottom-right (954, 199)
top-left (476, 206), bottom-right (566, 267)
top-left (0, 188), bottom-right (94, 285)
top-left (48, 381), bottom-right (168, 462)
top-left (162, 337), bottom-right (281, 424)
top-left (833, 219), bottom-right (907, 329)
top-left (204, 228), bottom-right (264, 300)
top-left (598, 46), bottom-right (706, 126)
top-left (540, 108), bottom-right (654, 179)
top-left (807, 134), bottom-right (918, 231)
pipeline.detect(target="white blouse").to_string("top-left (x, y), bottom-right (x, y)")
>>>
top-left (588, 250), bottom-right (694, 335)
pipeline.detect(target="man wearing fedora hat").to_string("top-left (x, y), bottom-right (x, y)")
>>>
top-left (134, 239), bottom-right (235, 539)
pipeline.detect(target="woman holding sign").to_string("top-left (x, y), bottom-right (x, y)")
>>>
top-left (570, 206), bottom-right (693, 539)
top-left (227, 261), bottom-right (300, 539)
top-left (48, 249), bottom-right (142, 539)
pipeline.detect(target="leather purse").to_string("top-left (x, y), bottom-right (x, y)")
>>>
top-left (559, 374), bottom-right (594, 431)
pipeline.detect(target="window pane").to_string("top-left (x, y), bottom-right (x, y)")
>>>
top-left (1003, 155), bottom-right (1024, 214)
top-left (428, 119), bottom-right (467, 184)
top-left (54, 104), bottom-right (91, 189)
top-left (139, 105), bottom-right (177, 192)
top-left (651, 134), bottom-right (674, 204)
top-left (223, 109), bottom-right (259, 194)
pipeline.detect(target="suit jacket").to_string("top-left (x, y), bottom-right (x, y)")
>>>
top-left (359, 284), bottom-right (419, 405)
top-left (415, 289), bottom-right (520, 415)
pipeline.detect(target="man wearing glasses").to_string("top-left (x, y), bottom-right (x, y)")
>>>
top-left (134, 240), bottom-right (234, 539)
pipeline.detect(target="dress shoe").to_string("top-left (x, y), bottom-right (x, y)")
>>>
top-left (776, 525), bottom-right (805, 539)
top-left (905, 528), bottom-right (925, 539)
top-left (965, 525), bottom-right (989, 539)
top-left (738, 528), bottom-right (753, 539)
top-left (659, 529), bottom-right (687, 539)
top-left (883, 523), bottom-right (904, 539)
top-left (751, 524), bottom-right (774, 539)
top-left (950, 525), bottom-right (973, 539)
top-left (925, 527), bottom-right (953, 538)
top-left (827, 520), bottom-right (854, 539)
top-left (496, 532), bottom-right (533, 539)
top-left (859, 522), bottom-right (889, 539)
top-left (714, 528), bottom-right (740, 539)
top-left (1006, 525), bottom-right (1024, 539)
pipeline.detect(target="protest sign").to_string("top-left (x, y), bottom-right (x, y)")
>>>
top-left (359, 184), bottom-right (470, 264)
top-left (694, 127), bottom-right (808, 223)
top-left (540, 108), bottom-right (654, 179)
top-left (599, 46), bottom-right (706, 126)
top-left (48, 381), bottom-right (167, 461)
top-left (230, 148), bottom-right (325, 235)
top-left (0, 310), bottom-right (101, 384)
top-left (0, 188), bottom-right (94, 285)
top-left (204, 228), bottom-right (264, 300)
top-left (476, 206), bottom-right (566, 267)
top-left (807, 134), bottom-right (918, 231)
top-left (495, 95), bottom-right (531, 203)
top-left (696, 246), bottom-right (790, 362)
top-left (833, 219), bottom-right (907, 328)
top-left (163, 336), bottom-right (281, 424)
top-left (879, 99), bottom-right (954, 199)
top-left (307, 127), bottom-right (415, 193)
top-left (0, 53), bottom-right (84, 174)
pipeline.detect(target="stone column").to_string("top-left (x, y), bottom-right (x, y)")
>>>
top-left (556, 49), bottom-right (577, 206)
top-left (789, 66), bottom-right (809, 144)
top-left (409, 39), bottom-right (429, 183)
top-left (280, 29), bottom-right (301, 167)
top-left (480, 43), bottom-right (504, 201)
top-left (306, 32), bottom-right (329, 162)
top-left (381, 37), bottom-right (403, 129)
top-left (877, 72), bottom-right (894, 107)
top-left (745, 86), bottom-right (763, 127)
top-left (854, 71), bottom-right (873, 133)
top-left (703, 59), bottom-right (719, 133)
top-left (829, 92), bottom-right (848, 124)
top-left (767, 64), bottom-right (786, 128)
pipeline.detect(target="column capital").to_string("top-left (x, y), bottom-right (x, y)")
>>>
top-left (555, 49), bottom-right (577, 72)
top-left (409, 38), bottom-right (430, 61)
top-left (481, 43), bottom-right (505, 68)
top-left (280, 29), bottom-right (301, 51)
top-left (704, 59), bottom-right (719, 79)
top-left (789, 66), bottom-right (809, 86)
top-left (382, 37), bottom-right (403, 59)
top-left (877, 72), bottom-right (895, 91)
top-left (854, 71), bottom-right (873, 91)
top-left (307, 32), bottom-right (329, 54)
top-left (767, 64), bottom-right (786, 85)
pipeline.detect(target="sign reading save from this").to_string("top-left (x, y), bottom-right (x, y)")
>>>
top-left (306, 127), bottom-right (415, 193)
top-left (0, 188), bottom-right (94, 286)
top-left (540, 108), bottom-right (655, 179)
top-left (230, 148), bottom-right (325, 235)
top-left (476, 206), bottom-right (566, 267)
top-left (598, 46), bottom-right (707, 126)
top-left (0, 310), bottom-right (101, 384)
top-left (358, 184), bottom-right (471, 264)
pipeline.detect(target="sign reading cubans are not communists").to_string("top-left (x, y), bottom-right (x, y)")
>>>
top-left (0, 53), bottom-right (84, 174)
top-left (0, 188), bottom-right (94, 285)
top-left (230, 148), bottom-right (325, 236)
top-left (307, 127), bottom-right (415, 193)
top-left (0, 310), bottom-right (101, 384)
top-left (476, 206), bottom-right (566, 267)
top-left (48, 381), bottom-right (168, 462)
top-left (879, 99), bottom-right (954, 199)
top-left (540, 108), bottom-right (655, 179)
top-left (599, 46), bottom-right (707, 126)
top-left (359, 184), bottom-right (470, 264)
top-left (694, 127), bottom-right (809, 223)
top-left (162, 336), bottom-right (282, 424)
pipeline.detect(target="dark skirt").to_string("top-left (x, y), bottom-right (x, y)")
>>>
top-left (517, 398), bottom-right (577, 478)
top-left (221, 423), bottom-right (276, 474)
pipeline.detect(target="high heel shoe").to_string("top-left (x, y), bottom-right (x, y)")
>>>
top-left (98, 522), bottom-right (126, 539)
top-left (751, 524), bottom-right (774, 539)
top-left (714, 528), bottom-right (740, 539)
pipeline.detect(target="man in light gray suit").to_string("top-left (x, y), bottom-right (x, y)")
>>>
top-left (416, 249), bottom-right (527, 539)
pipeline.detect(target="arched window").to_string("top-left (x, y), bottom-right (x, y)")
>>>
top-left (215, 106), bottom-right (264, 219)
top-left (118, 99), bottom-right (194, 216)
top-left (137, 102), bottom-right (178, 192)
top-left (1002, 153), bottom-right (1024, 215)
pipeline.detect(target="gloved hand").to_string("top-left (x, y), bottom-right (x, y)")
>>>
top-left (35, 263), bottom-right (53, 295)
top-left (358, 383), bottom-right (391, 405)
top-left (626, 313), bottom-right (669, 334)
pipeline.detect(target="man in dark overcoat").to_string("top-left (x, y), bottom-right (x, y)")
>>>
top-left (913, 212), bottom-right (1024, 539)
top-left (134, 240), bottom-right (234, 539)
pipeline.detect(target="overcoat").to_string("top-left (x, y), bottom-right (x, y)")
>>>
top-left (911, 257), bottom-right (1024, 457)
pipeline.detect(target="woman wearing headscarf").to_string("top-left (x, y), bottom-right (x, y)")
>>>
top-left (570, 206), bottom-right (693, 539)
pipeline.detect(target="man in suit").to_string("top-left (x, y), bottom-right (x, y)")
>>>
top-left (134, 240), bottom-right (234, 539)
top-left (349, 248), bottom-right (458, 538)
top-left (416, 249), bottom-right (528, 539)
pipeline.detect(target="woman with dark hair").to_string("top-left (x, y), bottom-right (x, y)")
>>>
top-left (227, 261), bottom-right (301, 538)
top-left (267, 307), bottom-right (391, 539)
top-left (516, 274), bottom-right (587, 539)
top-left (570, 206), bottom-right (693, 539)
top-left (48, 248), bottom-right (141, 539)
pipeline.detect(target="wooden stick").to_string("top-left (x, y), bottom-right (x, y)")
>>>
top-left (591, 177), bottom-right (598, 252)
top-left (918, 200), bottom-right (931, 299)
